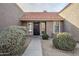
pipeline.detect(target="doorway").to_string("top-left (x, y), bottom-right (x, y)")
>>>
top-left (33, 22), bottom-right (40, 35)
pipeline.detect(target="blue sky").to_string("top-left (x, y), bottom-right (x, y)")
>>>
top-left (17, 3), bottom-right (69, 12)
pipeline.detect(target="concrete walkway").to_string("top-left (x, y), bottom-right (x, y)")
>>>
top-left (22, 36), bottom-right (42, 56)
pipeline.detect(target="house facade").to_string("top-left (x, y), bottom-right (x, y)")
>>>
top-left (0, 3), bottom-right (79, 41)
top-left (59, 3), bottom-right (79, 41)
top-left (20, 11), bottom-right (64, 37)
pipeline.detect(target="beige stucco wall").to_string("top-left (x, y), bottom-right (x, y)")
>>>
top-left (59, 3), bottom-right (79, 41)
top-left (0, 3), bottom-right (24, 30)
top-left (46, 22), bottom-right (53, 37)
top-left (60, 21), bottom-right (64, 32)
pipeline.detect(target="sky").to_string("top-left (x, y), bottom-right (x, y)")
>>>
top-left (17, 3), bottom-right (69, 12)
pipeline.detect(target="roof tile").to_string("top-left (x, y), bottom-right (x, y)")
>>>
top-left (20, 12), bottom-right (64, 21)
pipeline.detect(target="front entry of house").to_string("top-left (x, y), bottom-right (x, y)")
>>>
top-left (33, 22), bottom-right (40, 35)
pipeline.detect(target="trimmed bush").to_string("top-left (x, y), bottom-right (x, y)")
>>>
top-left (0, 26), bottom-right (27, 55)
top-left (42, 31), bottom-right (49, 40)
top-left (9, 26), bottom-right (27, 33)
top-left (53, 32), bottom-right (76, 51)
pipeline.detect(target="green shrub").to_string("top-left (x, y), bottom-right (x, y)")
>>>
top-left (9, 26), bottom-right (27, 33)
top-left (0, 26), bottom-right (27, 55)
top-left (53, 32), bottom-right (76, 51)
top-left (42, 31), bottom-right (49, 40)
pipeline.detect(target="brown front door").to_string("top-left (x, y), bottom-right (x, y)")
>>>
top-left (33, 22), bottom-right (40, 35)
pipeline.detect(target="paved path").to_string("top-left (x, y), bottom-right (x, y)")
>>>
top-left (22, 36), bottom-right (42, 56)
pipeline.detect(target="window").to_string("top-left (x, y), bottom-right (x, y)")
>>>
top-left (41, 22), bottom-right (45, 31)
top-left (53, 21), bottom-right (60, 33)
top-left (40, 22), bottom-right (46, 35)
top-left (55, 22), bottom-right (59, 32)
top-left (27, 22), bottom-right (32, 34)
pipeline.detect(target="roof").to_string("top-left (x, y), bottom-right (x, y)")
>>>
top-left (20, 12), bottom-right (64, 21)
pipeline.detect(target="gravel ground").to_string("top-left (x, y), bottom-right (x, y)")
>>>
top-left (41, 38), bottom-right (79, 56)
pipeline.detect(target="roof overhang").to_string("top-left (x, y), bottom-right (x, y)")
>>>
top-left (20, 19), bottom-right (64, 22)
top-left (20, 12), bottom-right (64, 22)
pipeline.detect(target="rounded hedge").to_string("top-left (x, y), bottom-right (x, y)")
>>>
top-left (53, 32), bottom-right (76, 51)
top-left (0, 26), bottom-right (27, 55)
